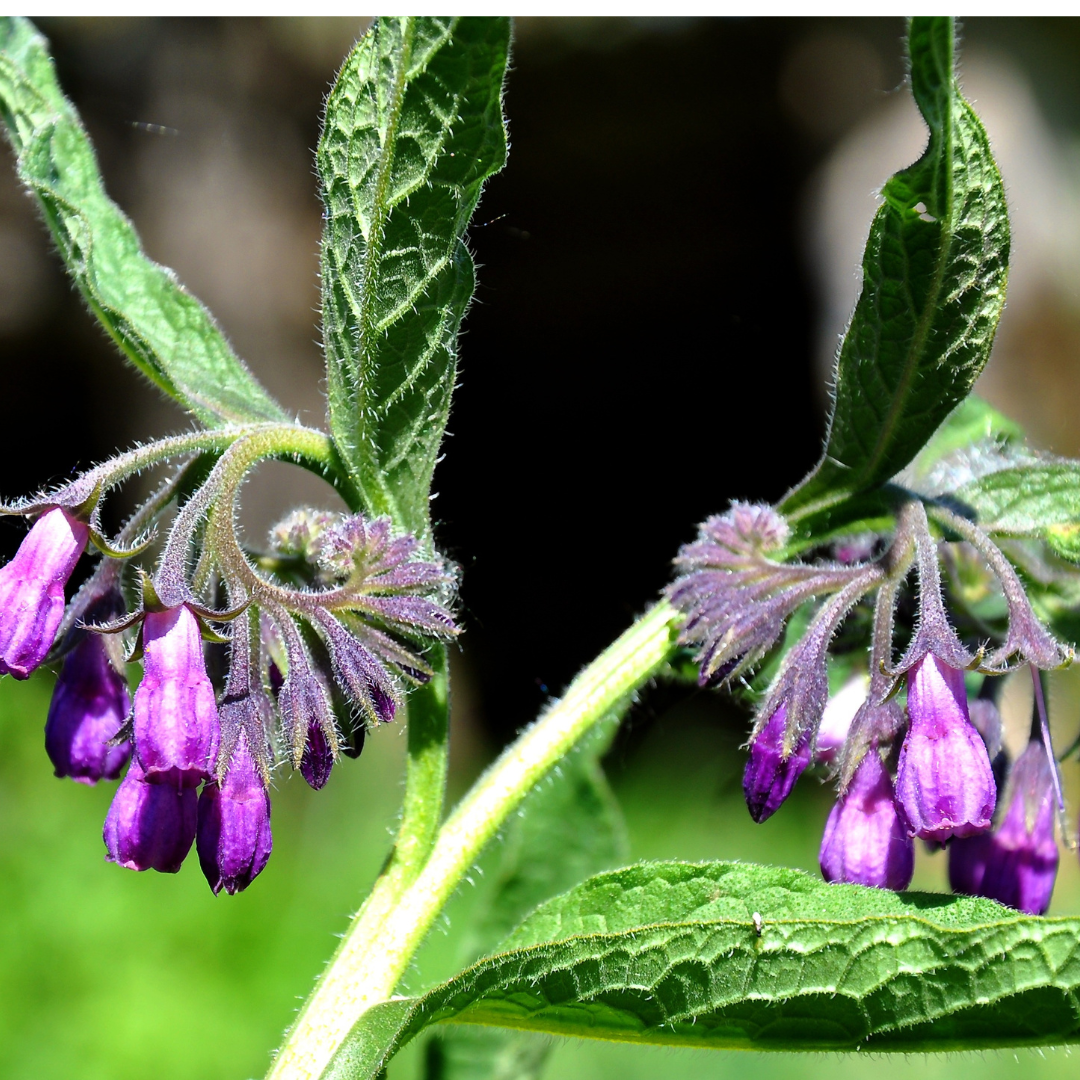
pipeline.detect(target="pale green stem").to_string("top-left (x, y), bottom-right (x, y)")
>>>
top-left (266, 601), bottom-right (680, 1080)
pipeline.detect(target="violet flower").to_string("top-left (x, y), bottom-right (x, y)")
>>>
top-left (744, 705), bottom-right (811, 823)
top-left (103, 758), bottom-right (198, 873)
top-left (0, 507), bottom-right (89, 679)
top-left (45, 630), bottom-right (131, 784)
top-left (949, 738), bottom-right (1059, 915)
top-left (819, 750), bottom-right (913, 890)
top-left (895, 653), bottom-right (996, 841)
top-left (133, 605), bottom-right (220, 788)
top-left (196, 730), bottom-right (273, 895)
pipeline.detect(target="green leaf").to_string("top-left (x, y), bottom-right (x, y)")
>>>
top-left (426, 716), bottom-right (629, 1080)
top-left (950, 463), bottom-right (1080, 558)
top-left (782, 398), bottom-right (1026, 554)
top-left (318, 16), bottom-right (509, 537)
top-left (906, 394), bottom-right (1024, 483)
top-left (0, 17), bottom-right (287, 426)
top-left (322, 861), bottom-right (1080, 1078)
top-left (781, 17), bottom-right (1009, 522)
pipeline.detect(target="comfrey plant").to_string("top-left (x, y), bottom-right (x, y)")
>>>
top-left (4, 15), bottom-right (1080, 1080)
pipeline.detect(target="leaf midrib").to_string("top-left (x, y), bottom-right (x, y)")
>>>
top-left (354, 17), bottom-right (416, 446)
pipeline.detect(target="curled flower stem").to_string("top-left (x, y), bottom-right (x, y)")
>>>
top-left (265, 601), bottom-right (680, 1080)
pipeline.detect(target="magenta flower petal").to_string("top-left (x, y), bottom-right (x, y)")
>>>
top-left (134, 605), bottom-right (220, 788)
top-left (103, 759), bottom-right (197, 873)
top-left (743, 705), bottom-right (811, 823)
top-left (820, 750), bottom-right (913, 890)
top-left (896, 653), bottom-right (996, 841)
top-left (0, 508), bottom-right (89, 678)
top-left (949, 738), bottom-right (1059, 915)
top-left (196, 731), bottom-right (272, 895)
top-left (45, 631), bottom-right (131, 784)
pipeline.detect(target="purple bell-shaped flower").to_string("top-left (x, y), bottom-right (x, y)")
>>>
top-left (103, 758), bottom-right (198, 873)
top-left (819, 749), bottom-right (913, 890)
top-left (949, 737), bottom-right (1059, 915)
top-left (196, 730), bottom-right (272, 895)
top-left (45, 630), bottom-right (131, 784)
top-left (743, 705), bottom-right (811, 823)
top-left (895, 653), bottom-right (996, 841)
top-left (133, 605), bottom-right (220, 788)
top-left (0, 507), bottom-right (89, 678)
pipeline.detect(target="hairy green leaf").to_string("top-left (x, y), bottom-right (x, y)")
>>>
top-left (907, 395), bottom-right (1023, 482)
top-left (783, 398), bottom-right (1026, 553)
top-left (426, 716), bottom-right (629, 1080)
top-left (323, 861), bottom-right (1080, 1078)
top-left (318, 16), bottom-right (509, 536)
top-left (950, 463), bottom-right (1080, 558)
top-left (0, 17), bottom-right (287, 425)
top-left (782, 16), bottom-right (1009, 522)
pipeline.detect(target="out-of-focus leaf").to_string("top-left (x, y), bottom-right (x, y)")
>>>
top-left (318, 16), bottom-right (509, 536)
top-left (0, 17), bottom-right (287, 425)
top-left (323, 860), bottom-right (1080, 1078)
top-left (781, 17), bottom-right (1009, 522)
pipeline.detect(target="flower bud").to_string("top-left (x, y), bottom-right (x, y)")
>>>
top-left (949, 738), bottom-right (1058, 915)
top-left (743, 705), bottom-right (811, 823)
top-left (896, 653), bottom-right (996, 841)
top-left (45, 630), bottom-right (131, 784)
top-left (133, 605), bottom-right (220, 788)
top-left (103, 759), bottom-right (197, 873)
top-left (300, 722), bottom-right (334, 790)
top-left (819, 750), bottom-right (913, 890)
top-left (0, 508), bottom-right (89, 678)
top-left (196, 731), bottom-right (272, 895)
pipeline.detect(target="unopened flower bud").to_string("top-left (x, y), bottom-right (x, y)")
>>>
top-left (896, 653), bottom-right (996, 841)
top-left (0, 508), bottom-right (89, 678)
top-left (819, 750), bottom-right (913, 890)
top-left (300, 723), bottom-right (334, 790)
top-left (103, 759), bottom-right (197, 873)
top-left (45, 630), bottom-right (131, 784)
top-left (196, 731), bottom-right (272, 895)
top-left (743, 705), bottom-right (810, 823)
top-left (949, 738), bottom-right (1059, 915)
top-left (133, 605), bottom-right (220, 788)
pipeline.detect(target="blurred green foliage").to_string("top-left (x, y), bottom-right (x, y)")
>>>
top-left (1, 675), bottom-right (1077, 1079)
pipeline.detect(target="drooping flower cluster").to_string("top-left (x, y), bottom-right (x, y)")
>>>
top-left (669, 500), bottom-right (1075, 914)
top-left (0, 438), bottom-right (457, 895)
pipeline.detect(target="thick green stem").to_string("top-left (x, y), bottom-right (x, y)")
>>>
top-left (396, 646), bottom-right (451, 872)
top-left (266, 601), bottom-right (680, 1080)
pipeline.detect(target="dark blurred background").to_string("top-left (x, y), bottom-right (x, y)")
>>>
top-left (2, 17), bottom-right (1080, 1080)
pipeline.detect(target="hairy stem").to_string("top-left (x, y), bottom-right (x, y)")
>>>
top-left (266, 601), bottom-right (680, 1080)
